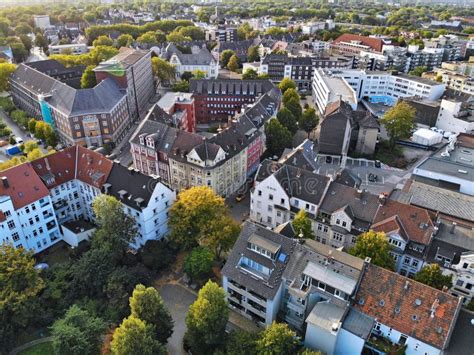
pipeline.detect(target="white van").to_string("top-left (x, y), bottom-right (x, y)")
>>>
top-left (14, 136), bottom-right (23, 144)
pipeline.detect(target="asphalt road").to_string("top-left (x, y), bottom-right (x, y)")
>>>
top-left (0, 108), bottom-right (35, 162)
top-left (26, 47), bottom-right (47, 63)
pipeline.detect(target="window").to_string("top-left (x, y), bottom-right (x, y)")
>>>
top-left (7, 220), bottom-right (15, 229)
top-left (403, 256), bottom-right (411, 264)
top-left (399, 335), bottom-right (408, 345)
top-left (12, 232), bottom-right (19, 242)
top-left (267, 216), bottom-right (272, 223)
top-left (269, 194), bottom-right (273, 201)
top-left (456, 280), bottom-right (464, 287)
top-left (466, 283), bottom-right (472, 290)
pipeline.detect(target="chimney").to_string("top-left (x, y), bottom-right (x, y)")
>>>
top-left (450, 222), bottom-right (457, 234)
top-left (430, 298), bottom-right (439, 318)
top-left (378, 193), bottom-right (387, 205)
top-left (355, 189), bottom-right (363, 198)
top-left (442, 285), bottom-right (449, 293)
top-left (103, 183), bottom-right (111, 194)
top-left (1, 176), bottom-right (9, 188)
top-left (404, 280), bottom-right (410, 290)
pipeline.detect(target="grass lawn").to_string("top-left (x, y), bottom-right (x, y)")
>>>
top-left (35, 241), bottom-right (71, 266)
top-left (19, 341), bottom-right (54, 355)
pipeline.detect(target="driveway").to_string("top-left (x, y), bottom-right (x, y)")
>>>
top-left (159, 283), bottom-right (197, 355)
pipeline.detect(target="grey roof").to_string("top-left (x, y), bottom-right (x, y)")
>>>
top-left (279, 139), bottom-right (318, 172)
top-left (318, 101), bottom-right (353, 155)
top-left (105, 163), bottom-right (172, 211)
top-left (273, 164), bottom-right (331, 206)
top-left (166, 43), bottom-right (215, 65)
top-left (304, 261), bottom-right (358, 294)
top-left (262, 53), bottom-right (289, 65)
top-left (334, 168), bottom-right (362, 188)
top-left (306, 301), bottom-right (348, 330)
top-left (444, 309), bottom-right (474, 355)
top-left (431, 219), bottom-right (474, 253)
top-left (342, 308), bottom-right (375, 340)
top-left (221, 221), bottom-right (297, 300)
top-left (320, 182), bottom-right (379, 229)
top-left (407, 182), bottom-right (474, 223)
top-left (11, 63), bottom-right (126, 116)
top-left (255, 159), bottom-right (281, 183)
top-left (304, 239), bottom-right (365, 271)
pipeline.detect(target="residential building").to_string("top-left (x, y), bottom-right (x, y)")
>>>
top-left (205, 26), bottom-right (238, 42)
top-left (165, 43), bottom-right (218, 79)
top-left (130, 88), bottom-right (280, 196)
top-left (48, 43), bottom-right (89, 56)
top-left (0, 145), bottom-right (175, 254)
top-left (317, 100), bottom-right (380, 157)
top-left (436, 95), bottom-right (474, 134)
top-left (26, 60), bottom-right (84, 88)
top-left (313, 69), bottom-right (445, 114)
top-left (445, 252), bottom-right (474, 305)
top-left (441, 61), bottom-right (474, 76)
top-left (400, 97), bottom-right (441, 128)
top-left (331, 34), bottom-right (385, 56)
top-left (260, 53), bottom-right (352, 91)
top-left (413, 134), bottom-right (474, 195)
top-left (429, 20), bottom-right (463, 32)
top-left (354, 264), bottom-right (462, 355)
top-left (371, 199), bottom-right (435, 277)
top-left (156, 92), bottom-right (196, 133)
top-left (222, 222), bottom-right (463, 355)
top-left (312, 69), bottom-right (358, 114)
top-left (0, 164), bottom-right (61, 254)
top-left (94, 47), bottom-right (155, 120)
top-left (424, 68), bottom-right (474, 95)
top-left (213, 39), bottom-right (259, 63)
top-left (10, 63), bottom-right (131, 147)
top-left (0, 46), bottom-right (13, 63)
top-left (189, 79), bottom-right (278, 123)
top-left (33, 15), bottom-right (51, 29)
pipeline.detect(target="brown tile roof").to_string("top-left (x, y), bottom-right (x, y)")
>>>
top-left (0, 210), bottom-right (6, 222)
top-left (0, 163), bottom-right (49, 209)
top-left (354, 264), bottom-right (462, 350)
top-left (75, 146), bottom-right (113, 189)
top-left (31, 146), bottom-right (77, 189)
top-left (373, 200), bottom-right (434, 245)
top-left (371, 215), bottom-right (409, 241)
top-left (333, 34), bottom-right (384, 52)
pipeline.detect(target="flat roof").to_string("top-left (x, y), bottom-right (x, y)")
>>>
top-left (303, 261), bottom-right (358, 295)
top-left (416, 145), bottom-right (474, 180)
top-left (157, 92), bottom-right (194, 111)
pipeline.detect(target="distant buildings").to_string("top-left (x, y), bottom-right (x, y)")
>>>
top-left (331, 34), bottom-right (386, 56)
top-left (0, 146), bottom-right (175, 254)
top-left (33, 15), bottom-right (51, 30)
top-left (205, 26), bottom-right (238, 42)
top-left (48, 43), bottom-right (89, 56)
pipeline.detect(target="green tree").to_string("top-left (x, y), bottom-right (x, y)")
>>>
top-left (15, 22), bottom-right (32, 35)
top-left (220, 49), bottom-right (235, 68)
top-left (282, 88), bottom-right (299, 107)
top-left (350, 231), bottom-right (395, 270)
top-left (185, 280), bottom-right (228, 354)
top-left (176, 26), bottom-right (205, 40)
top-left (0, 63), bottom-right (16, 92)
top-left (129, 284), bottom-right (173, 344)
top-left (151, 57), bottom-right (176, 83)
top-left (299, 108), bottom-right (319, 138)
top-left (277, 107), bottom-right (298, 135)
top-left (19, 34), bottom-right (32, 52)
top-left (92, 195), bottom-right (137, 257)
top-left (111, 316), bottom-right (166, 355)
top-left (137, 31), bottom-right (157, 45)
top-left (27, 118), bottom-right (37, 133)
top-left (166, 33), bottom-right (191, 43)
top-left (184, 246), bottom-right (214, 281)
top-left (199, 215), bottom-right (240, 259)
top-left (292, 210), bottom-right (313, 239)
top-left (34, 33), bottom-right (48, 52)
top-left (414, 264), bottom-right (453, 290)
top-left (247, 46), bottom-right (260, 62)
top-left (80, 65), bottom-right (97, 89)
top-left (192, 69), bottom-right (206, 79)
top-left (278, 78), bottom-right (296, 94)
top-left (23, 140), bottom-right (38, 153)
top-left (93, 35), bottom-right (114, 47)
top-left (227, 54), bottom-right (240, 72)
top-left (117, 34), bottom-right (133, 48)
top-left (172, 80), bottom-right (189, 92)
top-left (169, 186), bottom-right (230, 250)
top-left (227, 330), bottom-right (259, 355)
top-left (380, 101), bottom-right (415, 148)
top-left (409, 66), bottom-right (428, 77)
top-left (264, 119), bottom-right (292, 157)
top-left (0, 244), bottom-right (44, 350)
top-left (242, 69), bottom-right (258, 80)
top-left (284, 97), bottom-right (302, 121)
top-left (51, 305), bottom-right (106, 355)
top-left (256, 322), bottom-right (301, 354)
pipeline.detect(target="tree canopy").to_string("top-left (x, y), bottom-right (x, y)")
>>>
top-left (278, 78), bottom-right (296, 94)
top-left (414, 264), bottom-right (452, 290)
top-left (299, 108), bottom-right (319, 137)
top-left (380, 101), bottom-right (415, 147)
top-left (277, 107), bottom-right (298, 135)
top-left (80, 65), bottom-right (97, 89)
top-left (0, 63), bottom-right (16, 92)
top-left (185, 280), bottom-right (229, 354)
top-left (256, 322), bottom-right (301, 354)
top-left (264, 119), bottom-right (292, 157)
top-left (292, 210), bottom-right (314, 239)
top-left (350, 230), bottom-right (395, 270)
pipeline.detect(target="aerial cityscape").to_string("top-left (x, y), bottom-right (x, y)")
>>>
top-left (0, 0), bottom-right (473, 354)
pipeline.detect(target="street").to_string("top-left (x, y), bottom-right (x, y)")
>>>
top-left (0, 108), bottom-right (35, 162)
top-left (26, 46), bottom-right (47, 63)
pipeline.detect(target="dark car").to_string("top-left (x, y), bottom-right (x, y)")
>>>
top-left (368, 173), bottom-right (378, 182)
top-left (374, 160), bottom-right (381, 168)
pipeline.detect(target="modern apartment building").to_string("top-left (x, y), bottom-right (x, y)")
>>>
top-left (94, 47), bottom-right (155, 120)
top-left (222, 221), bottom-right (463, 355)
top-left (424, 68), bottom-right (474, 95)
top-left (49, 43), bottom-right (89, 56)
top-left (0, 146), bottom-right (175, 255)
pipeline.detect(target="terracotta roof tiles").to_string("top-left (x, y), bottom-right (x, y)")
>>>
top-left (333, 34), bottom-right (384, 52)
top-left (354, 264), bottom-right (462, 350)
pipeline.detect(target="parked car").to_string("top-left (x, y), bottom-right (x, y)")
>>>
top-left (374, 160), bottom-right (381, 168)
top-left (368, 173), bottom-right (378, 182)
top-left (14, 136), bottom-right (23, 145)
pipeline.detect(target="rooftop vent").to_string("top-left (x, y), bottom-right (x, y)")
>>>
top-left (1, 176), bottom-right (9, 188)
top-left (415, 299), bottom-right (422, 306)
top-left (379, 300), bottom-right (385, 307)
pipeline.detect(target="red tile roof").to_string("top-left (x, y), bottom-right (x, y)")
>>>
top-left (354, 264), bottom-right (461, 350)
top-left (31, 146), bottom-right (77, 189)
top-left (333, 34), bottom-right (384, 52)
top-left (373, 200), bottom-right (434, 245)
top-left (75, 146), bottom-right (113, 189)
top-left (371, 215), bottom-right (409, 241)
top-left (0, 163), bottom-right (49, 209)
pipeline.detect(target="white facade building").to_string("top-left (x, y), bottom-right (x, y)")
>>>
top-left (49, 43), bottom-right (89, 55)
top-left (33, 15), bottom-right (51, 30)
top-left (436, 97), bottom-right (474, 134)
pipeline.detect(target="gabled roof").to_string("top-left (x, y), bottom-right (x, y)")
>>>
top-left (354, 264), bottom-right (461, 350)
top-left (0, 163), bottom-right (50, 210)
top-left (373, 199), bottom-right (434, 245)
top-left (32, 146), bottom-right (77, 189)
top-left (166, 43), bottom-right (215, 66)
top-left (75, 146), bottom-right (113, 189)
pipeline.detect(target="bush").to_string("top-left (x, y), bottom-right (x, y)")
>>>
top-left (0, 97), bottom-right (15, 113)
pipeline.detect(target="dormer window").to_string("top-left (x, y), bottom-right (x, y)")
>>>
top-left (247, 234), bottom-right (280, 260)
